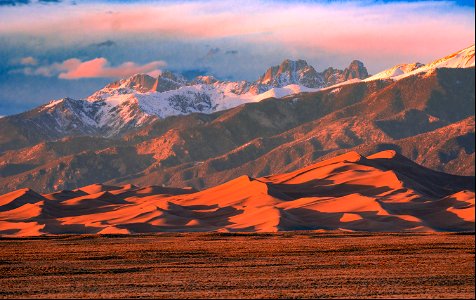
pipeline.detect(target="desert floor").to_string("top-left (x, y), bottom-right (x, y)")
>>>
top-left (0, 232), bottom-right (474, 299)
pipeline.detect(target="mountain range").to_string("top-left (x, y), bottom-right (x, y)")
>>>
top-left (0, 44), bottom-right (474, 196)
top-left (0, 150), bottom-right (473, 236)
top-left (0, 58), bottom-right (369, 145)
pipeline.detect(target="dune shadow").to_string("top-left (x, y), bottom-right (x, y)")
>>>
top-left (270, 179), bottom-right (393, 200)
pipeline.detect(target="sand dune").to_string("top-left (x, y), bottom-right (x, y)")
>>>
top-left (0, 150), bottom-right (473, 236)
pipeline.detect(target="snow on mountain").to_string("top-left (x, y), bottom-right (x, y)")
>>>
top-left (102, 72), bottom-right (188, 93)
top-left (134, 83), bottom-right (257, 118)
top-left (30, 62), bottom-right (323, 137)
top-left (5, 46), bottom-right (472, 140)
top-left (15, 44), bottom-right (474, 138)
top-left (425, 44), bottom-right (475, 69)
top-left (254, 84), bottom-right (319, 101)
top-left (80, 58), bottom-right (369, 135)
top-left (35, 97), bottom-right (153, 137)
top-left (365, 63), bottom-right (425, 81)
top-left (366, 44), bottom-right (475, 82)
top-left (47, 59), bottom-right (336, 136)
top-left (257, 59), bottom-right (325, 88)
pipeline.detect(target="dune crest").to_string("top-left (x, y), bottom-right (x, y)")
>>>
top-left (0, 150), bottom-right (474, 236)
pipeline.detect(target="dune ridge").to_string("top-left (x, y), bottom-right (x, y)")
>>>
top-left (0, 150), bottom-right (473, 236)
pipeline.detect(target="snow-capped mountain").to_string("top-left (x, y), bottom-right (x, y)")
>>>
top-left (26, 58), bottom-right (368, 137)
top-left (256, 59), bottom-right (325, 88)
top-left (365, 63), bottom-right (425, 81)
top-left (366, 44), bottom-right (475, 82)
top-left (1, 45), bottom-right (473, 146)
top-left (81, 58), bottom-right (373, 135)
top-left (425, 44), bottom-right (475, 69)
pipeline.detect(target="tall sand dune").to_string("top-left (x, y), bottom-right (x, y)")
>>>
top-left (0, 150), bottom-right (474, 236)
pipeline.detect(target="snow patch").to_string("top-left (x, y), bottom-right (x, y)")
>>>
top-left (43, 99), bottom-right (64, 110)
top-left (254, 84), bottom-right (319, 101)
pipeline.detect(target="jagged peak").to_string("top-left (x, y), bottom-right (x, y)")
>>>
top-left (192, 75), bottom-right (218, 84)
top-left (158, 70), bottom-right (187, 82)
top-left (128, 73), bottom-right (156, 81)
top-left (344, 60), bottom-right (369, 80)
top-left (99, 71), bottom-right (186, 94)
top-left (257, 58), bottom-right (322, 88)
top-left (279, 58), bottom-right (310, 68)
top-left (349, 60), bottom-right (365, 67)
top-left (261, 58), bottom-right (313, 72)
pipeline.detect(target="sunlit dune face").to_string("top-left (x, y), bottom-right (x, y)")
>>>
top-left (0, 150), bottom-right (474, 236)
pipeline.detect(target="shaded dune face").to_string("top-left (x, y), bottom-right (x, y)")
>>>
top-left (0, 150), bottom-right (474, 236)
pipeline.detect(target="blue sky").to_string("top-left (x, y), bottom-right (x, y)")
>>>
top-left (0, 0), bottom-right (474, 116)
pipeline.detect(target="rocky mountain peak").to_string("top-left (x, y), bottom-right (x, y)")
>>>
top-left (192, 75), bottom-right (218, 85)
top-left (257, 59), bottom-right (324, 88)
top-left (158, 71), bottom-right (186, 83)
top-left (105, 73), bottom-right (157, 93)
top-left (279, 59), bottom-right (310, 72)
top-left (153, 71), bottom-right (187, 93)
top-left (102, 71), bottom-right (187, 94)
top-left (321, 60), bottom-right (369, 86)
top-left (343, 60), bottom-right (369, 80)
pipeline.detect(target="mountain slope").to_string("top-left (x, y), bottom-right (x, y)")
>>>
top-left (1, 45), bottom-right (473, 153)
top-left (0, 67), bottom-right (473, 194)
top-left (257, 59), bottom-right (325, 88)
top-left (0, 150), bottom-right (473, 236)
top-left (0, 46), bottom-right (474, 194)
top-left (366, 44), bottom-right (474, 81)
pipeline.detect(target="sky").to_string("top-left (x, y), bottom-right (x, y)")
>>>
top-left (0, 0), bottom-right (474, 116)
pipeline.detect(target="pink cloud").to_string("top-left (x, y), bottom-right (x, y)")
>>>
top-left (0, 1), bottom-right (474, 70)
top-left (57, 58), bottom-right (166, 79)
top-left (20, 57), bottom-right (166, 79)
top-left (20, 56), bottom-right (37, 65)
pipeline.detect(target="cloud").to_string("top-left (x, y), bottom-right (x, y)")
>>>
top-left (20, 56), bottom-right (37, 65)
top-left (16, 57), bottom-right (166, 79)
top-left (0, 0), bottom-right (473, 64)
top-left (90, 40), bottom-right (116, 48)
top-left (180, 68), bottom-right (210, 80)
top-left (0, 0), bottom-right (61, 5)
top-left (0, 0), bottom-right (29, 5)
top-left (0, 0), bottom-right (474, 74)
top-left (206, 47), bottom-right (220, 56)
top-left (201, 47), bottom-right (221, 60)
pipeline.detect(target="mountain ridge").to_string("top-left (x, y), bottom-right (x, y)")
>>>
top-left (0, 58), bottom-right (372, 145)
top-left (0, 45), bottom-right (473, 150)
